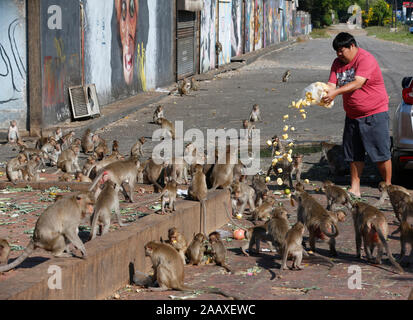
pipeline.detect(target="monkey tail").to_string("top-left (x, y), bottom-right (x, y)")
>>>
top-left (0, 241), bottom-right (34, 272)
top-left (201, 199), bottom-right (207, 235)
top-left (89, 209), bottom-right (100, 240)
top-left (373, 222), bottom-right (404, 274)
top-left (223, 201), bottom-right (248, 231)
top-left (89, 170), bottom-right (104, 192)
top-left (320, 220), bottom-right (339, 238)
top-left (180, 285), bottom-right (239, 300)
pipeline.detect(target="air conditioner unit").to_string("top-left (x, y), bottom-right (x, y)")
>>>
top-left (68, 84), bottom-right (101, 119)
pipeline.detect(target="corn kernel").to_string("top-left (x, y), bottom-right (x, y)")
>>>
top-left (304, 179), bottom-right (310, 184)
top-left (277, 178), bottom-right (283, 185)
top-left (275, 151), bottom-right (281, 156)
top-left (283, 125), bottom-right (289, 132)
top-left (277, 168), bottom-right (283, 173)
top-left (290, 127), bottom-right (295, 131)
top-left (267, 140), bottom-right (272, 146)
top-left (301, 113), bottom-right (306, 119)
top-left (265, 176), bottom-right (271, 183)
top-left (282, 134), bottom-right (288, 140)
top-left (283, 114), bottom-right (289, 120)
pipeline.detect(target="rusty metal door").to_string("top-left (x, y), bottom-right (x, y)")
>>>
top-left (177, 10), bottom-right (196, 79)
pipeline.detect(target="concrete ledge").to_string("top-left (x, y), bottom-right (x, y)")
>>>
top-left (0, 189), bottom-right (230, 300)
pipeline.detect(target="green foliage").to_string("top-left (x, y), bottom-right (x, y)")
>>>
top-left (370, 0), bottom-right (392, 26)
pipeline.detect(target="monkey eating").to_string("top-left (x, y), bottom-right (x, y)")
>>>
top-left (186, 232), bottom-right (207, 266)
top-left (322, 180), bottom-right (353, 212)
top-left (167, 227), bottom-right (188, 265)
top-left (0, 192), bottom-right (95, 272)
top-left (281, 222), bottom-right (306, 270)
top-left (207, 231), bottom-right (232, 273)
top-left (249, 104), bottom-right (262, 123)
top-left (153, 105), bottom-right (164, 124)
top-left (6, 153), bottom-right (27, 184)
top-left (160, 179), bottom-right (178, 215)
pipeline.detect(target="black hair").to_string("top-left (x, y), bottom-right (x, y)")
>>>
top-left (332, 32), bottom-right (358, 51)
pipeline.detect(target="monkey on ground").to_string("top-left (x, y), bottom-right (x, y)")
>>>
top-left (55, 145), bottom-right (81, 174)
top-left (58, 172), bottom-right (73, 182)
top-left (188, 164), bottom-right (208, 234)
top-left (0, 238), bottom-right (10, 266)
top-left (0, 192), bottom-right (95, 272)
top-left (41, 138), bottom-right (57, 165)
top-left (398, 196), bottom-right (413, 266)
top-left (82, 156), bottom-right (97, 178)
top-left (111, 140), bottom-right (119, 153)
top-left (90, 181), bottom-right (129, 240)
top-left (251, 197), bottom-right (276, 224)
top-left (7, 120), bottom-right (20, 144)
top-left (6, 154), bottom-right (27, 184)
top-left (320, 142), bottom-right (348, 176)
top-left (281, 222), bottom-right (305, 270)
top-left (19, 146), bottom-right (48, 166)
top-left (130, 137), bottom-right (146, 158)
top-left (186, 233), bottom-right (207, 265)
top-left (270, 135), bottom-right (285, 158)
top-left (153, 105), bottom-right (164, 124)
top-left (267, 154), bottom-right (303, 188)
top-left (60, 131), bottom-right (75, 150)
top-left (157, 118), bottom-right (176, 140)
top-left (249, 104), bottom-right (262, 123)
top-left (241, 120), bottom-right (256, 140)
top-left (76, 172), bottom-right (92, 183)
top-left (178, 78), bottom-right (190, 96)
top-left (208, 231), bottom-right (232, 273)
top-left (144, 241), bottom-right (238, 299)
top-left (375, 181), bottom-right (411, 224)
top-left (89, 157), bottom-right (141, 203)
top-left (251, 174), bottom-right (269, 207)
top-left (21, 154), bottom-right (42, 182)
top-left (88, 151), bottom-right (124, 179)
top-left (142, 158), bottom-right (168, 193)
top-left (322, 180), bottom-right (353, 212)
top-left (209, 146), bottom-right (237, 190)
top-left (49, 144), bottom-right (61, 167)
top-left (159, 179), bottom-right (177, 215)
top-left (281, 70), bottom-right (291, 82)
top-left (190, 77), bottom-right (199, 91)
top-left (230, 179), bottom-right (256, 217)
top-left (81, 129), bottom-right (95, 154)
top-left (166, 157), bottom-right (189, 185)
top-left (351, 201), bottom-right (404, 273)
top-left (167, 227), bottom-right (188, 265)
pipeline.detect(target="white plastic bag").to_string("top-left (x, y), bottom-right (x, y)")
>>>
top-left (302, 82), bottom-right (334, 109)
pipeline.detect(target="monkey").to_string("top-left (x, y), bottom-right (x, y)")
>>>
top-left (7, 120), bottom-right (20, 144)
top-left (177, 78), bottom-right (190, 96)
top-left (251, 174), bottom-right (270, 207)
top-left (351, 201), bottom-right (404, 273)
top-left (232, 160), bottom-right (245, 183)
top-left (158, 118), bottom-right (175, 140)
top-left (281, 222), bottom-right (306, 270)
top-left (188, 164), bottom-right (208, 234)
top-left (90, 180), bottom-right (129, 240)
top-left (249, 104), bottom-right (262, 123)
top-left (22, 155), bottom-right (42, 182)
top-left (375, 181), bottom-right (411, 224)
top-left (398, 196), bottom-right (413, 266)
top-left (267, 154), bottom-right (303, 188)
top-left (55, 145), bottom-right (81, 173)
top-left (409, 288), bottom-right (413, 300)
top-left (59, 173), bottom-right (73, 182)
top-left (35, 136), bottom-right (49, 149)
top-left (0, 192), bottom-right (95, 272)
top-left (16, 138), bottom-right (28, 150)
top-left (190, 77), bottom-right (199, 91)
top-left (81, 129), bottom-right (95, 154)
top-left (41, 138), bottom-right (57, 166)
top-left (160, 179), bottom-right (177, 214)
top-left (94, 139), bottom-right (109, 161)
top-left (153, 105), bottom-right (164, 124)
top-left (130, 137), bottom-right (146, 158)
top-left (241, 119), bottom-right (255, 140)
top-left (209, 146), bottom-right (237, 190)
top-left (215, 41), bottom-right (223, 56)
top-left (88, 157), bottom-right (141, 203)
top-left (19, 146), bottom-right (47, 166)
top-left (52, 127), bottom-right (63, 142)
top-left (251, 197), bottom-right (275, 224)
top-left (0, 238), bottom-right (11, 266)
top-left (76, 172), bottom-right (92, 183)
top-left (60, 131), bottom-right (75, 150)
top-left (49, 144), bottom-right (61, 167)
top-left (270, 135), bottom-right (285, 158)
top-left (142, 158), bottom-right (168, 193)
top-left (322, 180), bottom-right (353, 212)
top-left (186, 233), bottom-right (207, 265)
top-left (144, 241), bottom-right (238, 299)
top-left (82, 156), bottom-right (97, 178)
top-left (208, 231), bottom-right (231, 272)
top-left (281, 70), bottom-right (291, 82)
top-left (112, 140), bottom-right (119, 153)
top-left (320, 142), bottom-right (348, 176)
top-left (6, 154), bottom-right (27, 184)
top-left (167, 227), bottom-right (188, 265)
top-left (89, 151), bottom-right (124, 179)
top-left (166, 157), bottom-right (189, 185)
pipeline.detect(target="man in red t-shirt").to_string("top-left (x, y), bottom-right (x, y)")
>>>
top-left (322, 32), bottom-right (391, 198)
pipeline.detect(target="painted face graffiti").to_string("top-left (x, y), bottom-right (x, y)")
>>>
top-left (115, 0), bottom-right (138, 85)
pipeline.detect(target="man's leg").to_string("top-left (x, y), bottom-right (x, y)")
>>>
top-left (348, 161), bottom-right (364, 197)
top-left (376, 159), bottom-right (392, 186)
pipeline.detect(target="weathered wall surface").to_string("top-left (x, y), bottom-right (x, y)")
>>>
top-left (200, 0), bottom-right (217, 73)
top-left (0, 0), bottom-right (27, 129)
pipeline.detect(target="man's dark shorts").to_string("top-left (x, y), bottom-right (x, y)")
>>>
top-left (343, 111), bottom-right (391, 163)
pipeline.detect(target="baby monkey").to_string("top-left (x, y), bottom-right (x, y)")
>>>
top-left (208, 231), bottom-right (231, 273)
top-left (153, 105), bottom-right (164, 124)
top-left (160, 179), bottom-right (178, 214)
top-left (322, 180), bottom-right (353, 212)
top-left (186, 233), bottom-right (207, 266)
top-left (249, 104), bottom-right (262, 123)
top-left (168, 227), bottom-right (188, 265)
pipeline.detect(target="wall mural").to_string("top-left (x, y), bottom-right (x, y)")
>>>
top-left (231, 0), bottom-right (242, 57)
top-left (244, 0), bottom-right (253, 53)
top-left (0, 0), bottom-right (26, 129)
top-left (200, 0), bottom-right (216, 73)
top-left (218, 0), bottom-right (232, 66)
top-left (254, 0), bottom-right (263, 50)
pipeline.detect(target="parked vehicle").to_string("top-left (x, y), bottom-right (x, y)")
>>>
top-left (392, 76), bottom-right (413, 181)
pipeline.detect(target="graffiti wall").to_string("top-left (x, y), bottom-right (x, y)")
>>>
top-left (0, 0), bottom-right (27, 129)
top-left (218, 0), bottom-right (232, 66)
top-left (200, 0), bottom-right (217, 73)
top-left (231, 0), bottom-right (242, 57)
top-left (254, 0), bottom-right (263, 50)
top-left (244, 0), bottom-right (254, 53)
top-left (264, 0), bottom-right (280, 46)
top-left (41, 0), bottom-right (81, 125)
top-left (84, 0), bottom-right (173, 106)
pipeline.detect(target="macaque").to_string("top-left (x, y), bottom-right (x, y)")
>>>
top-left (322, 180), bottom-right (353, 212)
top-left (76, 172), bottom-right (92, 183)
top-left (7, 120), bottom-right (20, 144)
top-left (270, 135), bottom-right (285, 158)
top-left (82, 156), bottom-right (96, 178)
top-left (22, 155), bottom-right (42, 182)
top-left (55, 145), bottom-right (81, 173)
top-left (209, 146), bottom-right (237, 190)
top-left (60, 131), bottom-right (75, 150)
top-left (251, 197), bottom-right (275, 223)
top-left (160, 179), bottom-right (177, 215)
top-left (89, 157), bottom-right (141, 203)
top-left (130, 137), bottom-right (146, 158)
top-left (249, 104), bottom-right (262, 123)
top-left (188, 164), bottom-right (208, 234)
top-left (251, 174), bottom-right (270, 207)
top-left (178, 78), bottom-right (190, 96)
top-left (90, 181), bottom-right (128, 240)
top-left (0, 238), bottom-right (10, 266)
top-left (52, 127), bottom-right (62, 143)
top-left (89, 152), bottom-right (124, 179)
top-left (111, 140), bottom-right (119, 153)
top-left (153, 105), bottom-right (164, 125)
top-left (215, 41), bottom-right (223, 55)
top-left (144, 241), bottom-right (237, 298)
top-left (190, 77), bottom-right (199, 91)
top-left (186, 233), bottom-right (207, 265)
top-left (167, 158), bottom-right (189, 185)
top-left (320, 142), bottom-right (348, 176)
top-left (208, 231), bottom-right (231, 272)
top-left (19, 146), bottom-right (47, 166)
top-left (375, 181), bottom-right (411, 223)
top-left (94, 139), bottom-right (109, 160)
top-left (168, 227), bottom-right (188, 265)
top-left (398, 196), bottom-right (413, 266)
top-left (142, 158), bottom-right (167, 192)
top-left (59, 173), bottom-right (73, 182)
top-left (281, 70), bottom-right (291, 82)
top-left (242, 120), bottom-right (255, 140)
top-left (0, 192), bottom-right (95, 272)
top-left (49, 144), bottom-right (61, 167)
top-left (281, 222), bottom-right (306, 270)
top-left (158, 118), bottom-right (175, 140)
top-left (351, 202), bottom-right (404, 273)
top-left (81, 129), bottom-right (95, 154)
top-left (6, 154), bottom-right (27, 184)
top-left (267, 154), bottom-right (303, 188)
top-left (41, 138), bottom-right (57, 165)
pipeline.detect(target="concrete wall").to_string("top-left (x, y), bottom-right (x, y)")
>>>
top-left (200, 0), bottom-right (217, 73)
top-left (231, 0), bottom-right (242, 57)
top-left (0, 0), bottom-right (27, 130)
top-left (218, 0), bottom-right (232, 66)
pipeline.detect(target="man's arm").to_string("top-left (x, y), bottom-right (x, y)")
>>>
top-left (323, 76), bottom-right (367, 104)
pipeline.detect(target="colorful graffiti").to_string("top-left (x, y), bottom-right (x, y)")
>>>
top-left (200, 0), bottom-right (216, 73)
top-left (254, 0), bottom-right (263, 50)
top-left (218, 0), bottom-right (232, 66)
top-left (244, 0), bottom-right (254, 53)
top-left (231, 0), bottom-right (242, 57)
top-left (0, 0), bottom-right (26, 128)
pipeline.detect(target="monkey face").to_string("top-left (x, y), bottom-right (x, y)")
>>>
top-left (115, 0), bottom-right (139, 85)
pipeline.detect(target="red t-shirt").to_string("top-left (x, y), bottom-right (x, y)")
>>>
top-left (328, 47), bottom-right (388, 119)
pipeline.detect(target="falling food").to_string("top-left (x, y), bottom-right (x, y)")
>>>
top-left (283, 125), bottom-right (289, 132)
top-left (267, 140), bottom-right (272, 146)
top-left (277, 178), bottom-right (283, 185)
top-left (304, 179), bottom-right (310, 184)
top-left (301, 114), bottom-right (306, 119)
top-left (290, 127), bottom-right (295, 131)
top-left (282, 134), bottom-right (288, 140)
top-left (265, 176), bottom-right (271, 183)
top-left (272, 158), bottom-right (278, 165)
top-left (277, 168), bottom-right (283, 173)
top-left (283, 114), bottom-right (289, 120)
